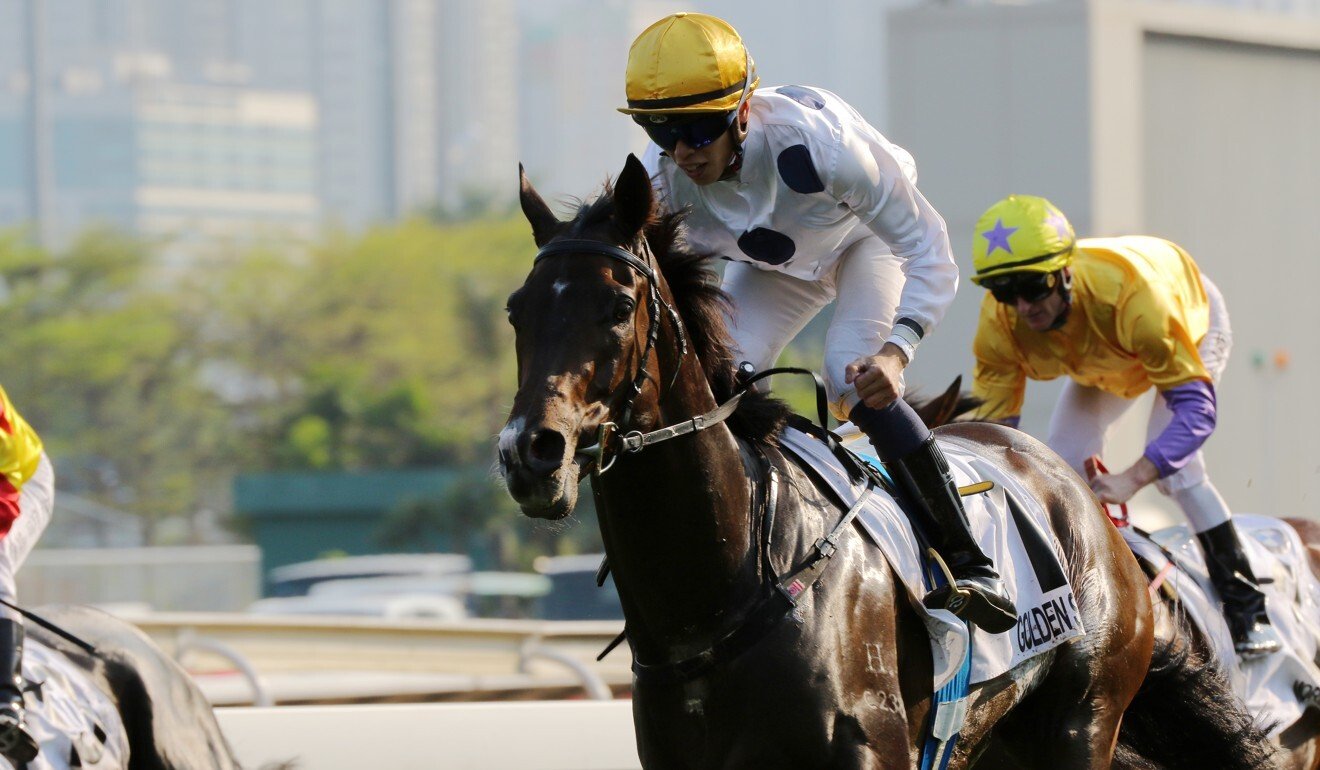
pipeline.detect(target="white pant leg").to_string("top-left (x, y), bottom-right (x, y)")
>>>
top-left (826, 237), bottom-right (906, 420)
top-left (1148, 275), bottom-right (1233, 530)
top-left (1047, 380), bottom-right (1144, 478)
top-left (0, 453), bottom-right (54, 622)
top-left (721, 259), bottom-right (835, 378)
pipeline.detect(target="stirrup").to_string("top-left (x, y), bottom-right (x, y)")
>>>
top-left (922, 549), bottom-right (1018, 634)
top-left (1235, 623), bottom-right (1283, 661)
top-left (0, 709), bottom-right (38, 763)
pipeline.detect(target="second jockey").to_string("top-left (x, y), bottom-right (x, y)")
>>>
top-left (967, 194), bottom-right (1281, 658)
top-left (620, 12), bottom-right (1016, 632)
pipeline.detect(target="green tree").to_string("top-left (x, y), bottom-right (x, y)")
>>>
top-left (0, 228), bottom-right (233, 540)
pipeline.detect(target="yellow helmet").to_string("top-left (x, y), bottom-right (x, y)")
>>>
top-left (970, 195), bottom-right (1077, 285)
top-left (619, 12), bottom-right (759, 116)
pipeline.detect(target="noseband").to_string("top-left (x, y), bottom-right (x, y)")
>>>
top-left (532, 238), bottom-right (688, 472)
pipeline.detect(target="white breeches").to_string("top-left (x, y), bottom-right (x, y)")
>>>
top-left (721, 236), bottom-right (906, 420)
top-left (1046, 277), bottom-right (1233, 532)
top-left (0, 453), bottom-right (54, 622)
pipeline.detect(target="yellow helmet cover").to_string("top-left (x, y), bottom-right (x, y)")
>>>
top-left (620, 12), bottom-right (759, 116)
top-left (971, 195), bottom-right (1076, 285)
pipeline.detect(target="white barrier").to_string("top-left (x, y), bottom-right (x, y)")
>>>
top-left (217, 701), bottom-right (642, 769)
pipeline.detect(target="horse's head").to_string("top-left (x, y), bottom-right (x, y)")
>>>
top-left (498, 155), bottom-right (668, 519)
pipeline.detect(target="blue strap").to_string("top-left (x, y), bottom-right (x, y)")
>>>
top-left (918, 551), bottom-right (973, 770)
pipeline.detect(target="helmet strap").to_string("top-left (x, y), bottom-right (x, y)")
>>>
top-left (1047, 268), bottom-right (1073, 331)
top-left (718, 49), bottom-right (754, 181)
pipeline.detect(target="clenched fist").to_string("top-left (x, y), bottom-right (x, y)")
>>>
top-left (844, 343), bottom-right (909, 410)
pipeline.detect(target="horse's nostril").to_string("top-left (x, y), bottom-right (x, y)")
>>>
top-left (528, 429), bottom-right (567, 467)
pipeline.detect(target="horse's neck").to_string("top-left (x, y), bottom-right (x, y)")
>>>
top-left (595, 371), bottom-right (761, 656)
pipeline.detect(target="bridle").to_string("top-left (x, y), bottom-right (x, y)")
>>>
top-left (532, 236), bottom-right (840, 477)
top-left (531, 237), bottom-right (688, 473)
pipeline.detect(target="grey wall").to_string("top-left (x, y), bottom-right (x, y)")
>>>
top-left (890, 0), bottom-right (1320, 521)
top-left (888, 1), bottom-right (1091, 437)
top-left (1142, 33), bottom-right (1320, 516)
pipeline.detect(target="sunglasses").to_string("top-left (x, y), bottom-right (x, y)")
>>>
top-left (634, 111), bottom-right (737, 152)
top-left (983, 272), bottom-right (1058, 305)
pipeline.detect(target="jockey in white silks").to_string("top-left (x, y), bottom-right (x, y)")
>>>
top-left (619, 12), bottom-right (1016, 633)
top-left (967, 194), bottom-right (1280, 658)
top-left (0, 384), bottom-right (53, 762)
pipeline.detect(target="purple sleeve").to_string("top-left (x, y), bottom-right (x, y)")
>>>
top-left (1143, 380), bottom-right (1217, 478)
top-left (1001, 416), bottom-right (1021, 429)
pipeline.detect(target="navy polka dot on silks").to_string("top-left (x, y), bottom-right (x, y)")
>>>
top-left (776, 85), bottom-right (825, 110)
top-left (777, 145), bottom-right (824, 194)
top-left (738, 228), bottom-right (796, 265)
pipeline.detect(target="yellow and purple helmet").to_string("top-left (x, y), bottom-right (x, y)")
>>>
top-left (970, 195), bottom-right (1076, 286)
top-left (619, 13), bottom-right (758, 117)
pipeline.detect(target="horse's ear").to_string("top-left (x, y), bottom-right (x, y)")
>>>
top-left (913, 376), bottom-right (964, 429)
top-left (519, 163), bottom-right (560, 247)
top-left (613, 153), bottom-right (653, 239)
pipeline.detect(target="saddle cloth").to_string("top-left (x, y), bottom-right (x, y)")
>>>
top-left (778, 426), bottom-right (1085, 690)
top-left (0, 637), bottom-right (128, 770)
top-left (1122, 516), bottom-right (1320, 736)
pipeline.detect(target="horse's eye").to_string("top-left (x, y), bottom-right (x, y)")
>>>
top-left (613, 298), bottom-right (636, 324)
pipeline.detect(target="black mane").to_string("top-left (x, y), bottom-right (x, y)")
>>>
top-left (567, 191), bottom-right (791, 444)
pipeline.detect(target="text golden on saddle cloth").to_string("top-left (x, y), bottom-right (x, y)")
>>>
top-left (784, 428), bottom-right (1086, 679)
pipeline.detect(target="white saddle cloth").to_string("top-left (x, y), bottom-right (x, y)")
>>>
top-left (0, 637), bottom-right (128, 770)
top-left (777, 427), bottom-right (1085, 691)
top-left (1122, 515), bottom-right (1320, 736)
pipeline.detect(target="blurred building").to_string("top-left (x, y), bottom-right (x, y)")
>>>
top-left (2, 0), bottom-right (1317, 243)
top-left (0, 74), bottom-right (318, 257)
top-left (889, 0), bottom-right (1320, 520)
top-left (437, 0), bottom-right (517, 215)
top-left (516, 0), bottom-right (663, 202)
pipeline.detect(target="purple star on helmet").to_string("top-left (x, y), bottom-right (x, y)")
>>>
top-left (1046, 211), bottom-right (1071, 243)
top-left (982, 218), bottom-right (1018, 257)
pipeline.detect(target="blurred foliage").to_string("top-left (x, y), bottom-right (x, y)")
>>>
top-left (0, 214), bottom-right (825, 556)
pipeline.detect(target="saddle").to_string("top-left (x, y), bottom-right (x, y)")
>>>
top-left (1121, 517), bottom-right (1320, 736)
top-left (2, 638), bottom-right (127, 770)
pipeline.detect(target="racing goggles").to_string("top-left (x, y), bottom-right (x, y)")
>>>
top-left (634, 111), bottom-right (737, 152)
top-left (983, 271), bottom-right (1059, 305)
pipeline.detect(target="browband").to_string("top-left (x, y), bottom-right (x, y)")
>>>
top-left (534, 238), bottom-right (657, 281)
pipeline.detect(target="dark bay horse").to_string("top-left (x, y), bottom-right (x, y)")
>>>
top-left (19, 605), bottom-right (243, 769)
top-left (498, 154), bottom-right (1272, 769)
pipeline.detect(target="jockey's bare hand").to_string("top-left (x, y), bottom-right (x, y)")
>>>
top-left (1089, 457), bottom-right (1159, 505)
top-left (844, 343), bottom-right (908, 410)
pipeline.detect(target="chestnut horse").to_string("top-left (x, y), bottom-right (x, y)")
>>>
top-left (498, 155), bottom-right (1274, 769)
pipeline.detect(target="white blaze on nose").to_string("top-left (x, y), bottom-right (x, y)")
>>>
top-left (552, 279), bottom-right (570, 297)
top-left (498, 417), bottom-right (525, 464)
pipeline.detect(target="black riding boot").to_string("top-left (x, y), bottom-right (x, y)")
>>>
top-left (888, 437), bottom-right (1018, 633)
top-left (1197, 521), bottom-right (1282, 659)
top-left (0, 618), bottom-right (36, 763)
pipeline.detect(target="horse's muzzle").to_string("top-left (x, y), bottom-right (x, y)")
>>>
top-left (498, 420), bottom-right (579, 519)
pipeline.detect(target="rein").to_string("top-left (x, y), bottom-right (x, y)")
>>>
top-left (0, 598), bottom-right (97, 655)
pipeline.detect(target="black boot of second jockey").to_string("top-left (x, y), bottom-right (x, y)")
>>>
top-left (1196, 522), bottom-right (1282, 658)
top-left (0, 618), bottom-right (36, 763)
top-left (851, 400), bottom-right (1017, 633)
